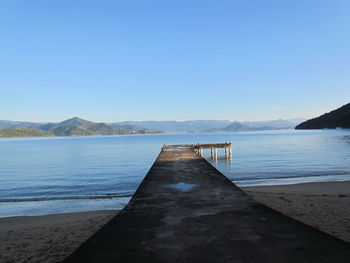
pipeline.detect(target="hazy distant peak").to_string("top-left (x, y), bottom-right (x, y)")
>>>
top-left (58, 117), bottom-right (95, 126)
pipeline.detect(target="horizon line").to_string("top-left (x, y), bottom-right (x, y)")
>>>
top-left (0, 117), bottom-right (308, 124)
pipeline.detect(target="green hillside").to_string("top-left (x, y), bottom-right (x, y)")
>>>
top-left (52, 123), bottom-right (131, 136)
top-left (0, 117), bottom-right (163, 138)
top-left (296, 102), bottom-right (350, 129)
top-left (86, 123), bottom-right (130, 135)
top-left (0, 127), bottom-right (53, 138)
top-left (52, 125), bottom-right (95, 136)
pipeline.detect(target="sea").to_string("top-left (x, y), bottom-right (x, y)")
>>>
top-left (1, 129), bottom-right (350, 218)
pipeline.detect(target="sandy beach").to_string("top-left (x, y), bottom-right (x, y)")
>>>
top-left (242, 180), bottom-right (350, 243)
top-left (1, 181), bottom-right (350, 262)
top-left (0, 210), bottom-right (118, 263)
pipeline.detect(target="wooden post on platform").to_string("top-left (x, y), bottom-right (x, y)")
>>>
top-left (191, 143), bottom-right (232, 159)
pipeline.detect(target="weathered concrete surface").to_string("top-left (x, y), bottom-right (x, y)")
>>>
top-left (64, 148), bottom-right (350, 263)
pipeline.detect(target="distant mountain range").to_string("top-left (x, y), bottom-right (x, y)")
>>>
top-left (0, 117), bottom-right (160, 138)
top-left (114, 120), bottom-right (231, 133)
top-left (296, 102), bottom-right (350, 129)
top-left (0, 117), bottom-right (306, 138)
top-left (115, 119), bottom-right (305, 133)
top-left (208, 122), bottom-right (279, 132)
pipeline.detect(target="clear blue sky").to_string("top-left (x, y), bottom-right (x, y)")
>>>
top-left (1, 0), bottom-right (349, 122)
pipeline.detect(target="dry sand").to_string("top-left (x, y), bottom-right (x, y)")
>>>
top-left (242, 180), bottom-right (350, 243)
top-left (0, 210), bottom-right (118, 263)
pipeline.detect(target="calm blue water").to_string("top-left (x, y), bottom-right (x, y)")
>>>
top-left (1, 129), bottom-right (350, 217)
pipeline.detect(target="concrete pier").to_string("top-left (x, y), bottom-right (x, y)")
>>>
top-left (64, 145), bottom-right (350, 263)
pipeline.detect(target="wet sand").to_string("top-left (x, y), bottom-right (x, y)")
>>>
top-left (0, 210), bottom-right (118, 263)
top-left (242, 180), bottom-right (350, 243)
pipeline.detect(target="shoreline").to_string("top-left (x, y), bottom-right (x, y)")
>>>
top-left (0, 132), bottom-right (162, 139)
top-left (241, 180), bottom-right (350, 243)
top-left (241, 179), bottom-right (350, 194)
top-left (1, 180), bottom-right (350, 262)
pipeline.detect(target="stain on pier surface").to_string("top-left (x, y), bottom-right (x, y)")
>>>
top-left (64, 147), bottom-right (350, 263)
top-left (166, 182), bottom-right (197, 192)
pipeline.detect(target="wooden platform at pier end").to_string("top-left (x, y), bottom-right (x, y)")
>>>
top-left (64, 146), bottom-right (350, 263)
